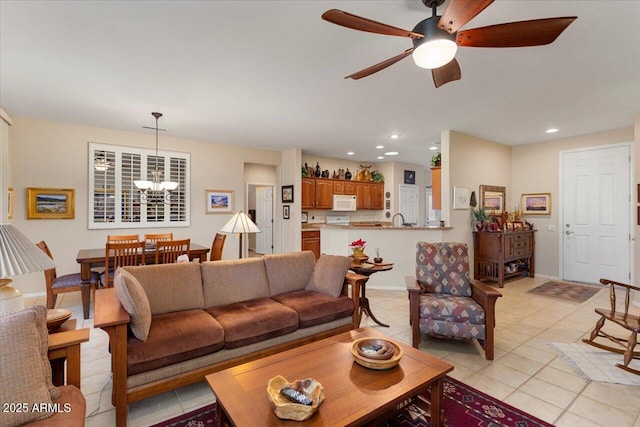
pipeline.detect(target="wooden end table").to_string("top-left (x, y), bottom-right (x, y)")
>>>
top-left (349, 262), bottom-right (394, 327)
top-left (206, 327), bottom-right (453, 427)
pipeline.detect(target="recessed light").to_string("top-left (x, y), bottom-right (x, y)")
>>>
top-left (389, 134), bottom-right (400, 139)
top-left (384, 151), bottom-right (399, 156)
top-left (376, 145), bottom-right (384, 149)
top-left (347, 151), bottom-right (354, 156)
top-left (546, 128), bottom-right (559, 133)
top-left (377, 156), bottom-right (384, 160)
top-left (429, 146), bottom-right (438, 150)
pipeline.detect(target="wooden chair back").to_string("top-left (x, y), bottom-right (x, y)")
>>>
top-left (105, 241), bottom-right (145, 286)
top-left (155, 238), bottom-right (190, 264)
top-left (36, 241), bottom-right (59, 307)
top-left (144, 233), bottom-right (173, 245)
top-left (210, 233), bottom-right (226, 261)
top-left (107, 234), bottom-right (140, 243)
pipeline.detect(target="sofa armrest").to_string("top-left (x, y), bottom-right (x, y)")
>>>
top-left (94, 287), bottom-right (130, 328)
top-left (344, 271), bottom-right (368, 328)
top-left (470, 279), bottom-right (502, 328)
top-left (48, 328), bottom-right (90, 389)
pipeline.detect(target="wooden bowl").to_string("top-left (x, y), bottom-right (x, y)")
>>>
top-left (46, 308), bottom-right (72, 331)
top-left (350, 338), bottom-right (403, 370)
top-left (355, 338), bottom-right (396, 360)
top-left (267, 375), bottom-right (325, 421)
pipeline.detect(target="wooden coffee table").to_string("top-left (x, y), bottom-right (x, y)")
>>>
top-left (206, 327), bottom-right (453, 426)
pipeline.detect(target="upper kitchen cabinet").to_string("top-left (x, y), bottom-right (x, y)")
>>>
top-left (301, 178), bottom-right (315, 210)
top-left (370, 183), bottom-right (384, 210)
top-left (302, 178), bottom-right (332, 209)
top-left (302, 177), bottom-right (383, 210)
top-left (355, 183), bottom-right (370, 209)
top-left (333, 180), bottom-right (356, 195)
top-left (431, 167), bottom-right (441, 210)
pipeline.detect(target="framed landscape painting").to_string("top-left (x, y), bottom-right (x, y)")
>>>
top-left (521, 193), bottom-right (551, 215)
top-left (205, 189), bottom-right (234, 214)
top-left (27, 187), bottom-right (75, 219)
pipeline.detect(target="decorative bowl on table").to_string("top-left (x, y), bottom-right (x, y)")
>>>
top-left (46, 308), bottom-right (72, 331)
top-left (350, 337), bottom-right (403, 370)
top-left (267, 375), bottom-right (325, 421)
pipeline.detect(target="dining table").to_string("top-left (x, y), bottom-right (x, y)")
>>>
top-left (75, 243), bottom-right (210, 319)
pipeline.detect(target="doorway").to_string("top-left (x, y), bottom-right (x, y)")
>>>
top-left (560, 144), bottom-right (631, 284)
top-left (247, 184), bottom-right (274, 256)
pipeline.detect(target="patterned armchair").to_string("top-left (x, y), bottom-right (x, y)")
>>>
top-left (407, 242), bottom-right (502, 360)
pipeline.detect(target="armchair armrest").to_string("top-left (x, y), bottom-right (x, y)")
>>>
top-left (470, 279), bottom-right (502, 328)
top-left (406, 276), bottom-right (421, 339)
top-left (48, 328), bottom-right (89, 389)
top-left (344, 272), bottom-right (369, 328)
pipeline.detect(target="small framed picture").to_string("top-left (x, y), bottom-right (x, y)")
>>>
top-left (283, 204), bottom-right (290, 220)
top-left (282, 185), bottom-right (294, 203)
top-left (205, 189), bottom-right (234, 214)
top-left (453, 186), bottom-right (470, 210)
top-left (7, 187), bottom-right (14, 220)
top-left (513, 221), bottom-right (523, 230)
top-left (506, 222), bottom-right (514, 232)
top-left (521, 193), bottom-right (551, 215)
top-left (301, 211), bottom-right (308, 223)
top-left (404, 170), bottom-right (415, 185)
top-left (27, 187), bottom-right (75, 219)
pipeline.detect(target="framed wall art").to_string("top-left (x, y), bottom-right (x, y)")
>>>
top-left (205, 189), bottom-right (234, 214)
top-left (282, 185), bottom-right (294, 203)
top-left (479, 185), bottom-right (506, 216)
top-left (404, 170), bottom-right (415, 185)
top-left (521, 193), bottom-right (551, 215)
top-left (7, 187), bottom-right (14, 220)
top-left (283, 204), bottom-right (290, 220)
top-left (301, 211), bottom-right (308, 223)
top-left (453, 186), bottom-right (470, 210)
top-left (27, 187), bottom-right (75, 219)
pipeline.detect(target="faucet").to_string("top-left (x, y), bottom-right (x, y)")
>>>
top-left (391, 213), bottom-right (405, 227)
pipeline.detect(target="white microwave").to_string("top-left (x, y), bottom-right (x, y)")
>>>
top-left (332, 194), bottom-right (357, 211)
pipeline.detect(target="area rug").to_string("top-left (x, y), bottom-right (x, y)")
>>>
top-left (527, 281), bottom-right (601, 303)
top-left (549, 342), bottom-right (640, 386)
top-left (151, 376), bottom-right (553, 427)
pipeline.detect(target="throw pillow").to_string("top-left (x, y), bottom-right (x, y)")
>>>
top-left (305, 254), bottom-right (352, 297)
top-left (0, 305), bottom-right (58, 426)
top-left (114, 267), bottom-right (152, 341)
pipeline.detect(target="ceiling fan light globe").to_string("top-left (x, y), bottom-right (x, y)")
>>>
top-left (412, 39), bottom-right (457, 69)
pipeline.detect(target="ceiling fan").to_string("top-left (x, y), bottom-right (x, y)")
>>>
top-left (322, 0), bottom-right (576, 88)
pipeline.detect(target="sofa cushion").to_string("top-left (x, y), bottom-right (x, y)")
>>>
top-left (206, 298), bottom-right (298, 349)
top-left (201, 258), bottom-right (270, 307)
top-left (272, 290), bottom-right (354, 328)
top-left (0, 306), bottom-right (59, 426)
top-left (264, 251), bottom-right (316, 296)
top-left (124, 263), bottom-right (205, 315)
top-left (305, 254), bottom-right (352, 297)
top-left (114, 267), bottom-right (152, 341)
top-left (418, 294), bottom-right (486, 324)
top-left (27, 385), bottom-right (86, 427)
top-left (127, 309), bottom-right (225, 375)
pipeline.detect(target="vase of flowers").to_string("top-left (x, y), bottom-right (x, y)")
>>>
top-left (349, 238), bottom-right (366, 258)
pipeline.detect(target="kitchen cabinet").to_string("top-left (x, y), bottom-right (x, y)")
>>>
top-left (301, 178), bottom-right (383, 210)
top-left (301, 178), bottom-right (315, 210)
top-left (355, 183), bottom-right (370, 209)
top-left (301, 230), bottom-right (320, 259)
top-left (315, 180), bottom-right (333, 209)
top-left (333, 181), bottom-right (356, 195)
top-left (473, 230), bottom-right (535, 288)
top-left (370, 183), bottom-right (384, 210)
top-left (431, 167), bottom-right (441, 210)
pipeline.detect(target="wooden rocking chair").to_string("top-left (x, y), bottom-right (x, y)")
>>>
top-left (582, 278), bottom-right (640, 376)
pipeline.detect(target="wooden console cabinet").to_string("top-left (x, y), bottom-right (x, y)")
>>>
top-left (473, 230), bottom-right (535, 288)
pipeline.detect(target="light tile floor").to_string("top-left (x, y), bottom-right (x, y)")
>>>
top-left (26, 276), bottom-right (640, 426)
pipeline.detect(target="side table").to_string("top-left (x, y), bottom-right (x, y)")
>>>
top-left (48, 319), bottom-right (90, 388)
top-left (349, 262), bottom-right (394, 328)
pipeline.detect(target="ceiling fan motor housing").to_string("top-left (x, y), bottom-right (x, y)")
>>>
top-left (412, 16), bottom-right (456, 48)
top-left (411, 17), bottom-right (458, 69)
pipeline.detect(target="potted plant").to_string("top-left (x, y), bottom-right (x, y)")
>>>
top-left (349, 238), bottom-right (366, 258)
top-left (430, 152), bottom-right (441, 167)
top-left (471, 207), bottom-right (489, 230)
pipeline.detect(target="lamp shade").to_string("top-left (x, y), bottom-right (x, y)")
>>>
top-left (0, 224), bottom-right (56, 278)
top-left (220, 211), bottom-right (261, 234)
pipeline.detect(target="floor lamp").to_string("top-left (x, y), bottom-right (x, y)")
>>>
top-left (220, 211), bottom-right (261, 259)
top-left (0, 224), bottom-right (57, 315)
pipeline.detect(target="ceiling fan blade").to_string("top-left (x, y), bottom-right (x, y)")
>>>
top-left (432, 58), bottom-right (461, 88)
top-left (456, 17), bottom-right (577, 47)
top-left (438, 0), bottom-right (494, 34)
top-left (322, 9), bottom-right (423, 39)
top-left (345, 49), bottom-right (414, 80)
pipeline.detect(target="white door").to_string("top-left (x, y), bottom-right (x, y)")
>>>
top-left (562, 145), bottom-right (630, 284)
top-left (399, 184), bottom-right (419, 225)
top-left (255, 186), bottom-right (273, 254)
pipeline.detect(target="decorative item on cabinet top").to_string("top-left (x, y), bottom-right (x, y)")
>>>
top-left (302, 163), bottom-right (383, 183)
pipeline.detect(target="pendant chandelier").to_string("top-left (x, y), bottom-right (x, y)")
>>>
top-left (134, 112), bottom-right (178, 192)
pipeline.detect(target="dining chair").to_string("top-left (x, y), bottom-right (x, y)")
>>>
top-left (103, 241), bottom-right (145, 287)
top-left (36, 241), bottom-right (101, 314)
top-left (144, 233), bottom-right (173, 245)
top-left (210, 233), bottom-right (226, 261)
top-left (155, 238), bottom-right (190, 264)
top-left (107, 234), bottom-right (140, 243)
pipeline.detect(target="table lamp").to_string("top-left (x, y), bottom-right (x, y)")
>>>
top-left (220, 211), bottom-right (261, 259)
top-left (0, 224), bottom-right (56, 315)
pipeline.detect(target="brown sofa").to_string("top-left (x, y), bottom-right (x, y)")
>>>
top-left (94, 251), bottom-right (367, 426)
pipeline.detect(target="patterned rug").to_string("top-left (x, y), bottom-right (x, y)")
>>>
top-left (151, 376), bottom-right (553, 427)
top-left (527, 281), bottom-right (601, 303)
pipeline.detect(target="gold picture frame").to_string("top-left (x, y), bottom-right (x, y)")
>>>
top-left (7, 187), bottom-right (14, 219)
top-left (27, 187), bottom-right (75, 219)
top-left (521, 193), bottom-right (551, 215)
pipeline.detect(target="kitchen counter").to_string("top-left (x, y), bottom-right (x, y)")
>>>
top-left (315, 223), bottom-right (451, 231)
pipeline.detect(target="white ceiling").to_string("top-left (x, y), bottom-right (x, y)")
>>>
top-left (1, 1), bottom-right (639, 166)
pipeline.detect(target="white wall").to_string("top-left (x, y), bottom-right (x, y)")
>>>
top-left (0, 109), bottom-right (12, 223)
top-left (8, 117), bottom-right (283, 295)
